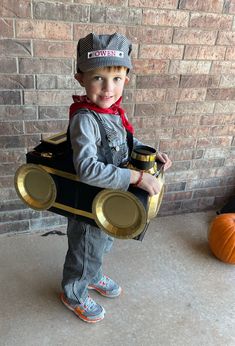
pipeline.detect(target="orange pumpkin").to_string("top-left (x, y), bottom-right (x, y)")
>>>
top-left (208, 213), bottom-right (235, 264)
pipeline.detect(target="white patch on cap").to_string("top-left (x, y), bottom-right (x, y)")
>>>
top-left (87, 50), bottom-right (124, 59)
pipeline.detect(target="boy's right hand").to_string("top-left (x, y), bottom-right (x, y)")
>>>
top-left (130, 170), bottom-right (161, 196)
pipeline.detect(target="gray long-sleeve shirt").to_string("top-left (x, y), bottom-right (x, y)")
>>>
top-left (69, 109), bottom-right (142, 191)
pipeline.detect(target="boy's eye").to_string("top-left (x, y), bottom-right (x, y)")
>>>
top-left (114, 77), bottom-right (122, 82)
top-left (94, 76), bottom-right (103, 81)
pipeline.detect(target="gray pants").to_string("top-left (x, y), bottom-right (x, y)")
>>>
top-left (62, 218), bottom-right (114, 305)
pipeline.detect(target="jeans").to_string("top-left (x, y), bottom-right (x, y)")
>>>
top-left (62, 218), bottom-right (114, 305)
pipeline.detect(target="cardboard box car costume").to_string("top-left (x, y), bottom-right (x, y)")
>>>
top-left (14, 33), bottom-right (165, 240)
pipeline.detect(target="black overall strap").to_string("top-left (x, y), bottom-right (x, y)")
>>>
top-left (67, 111), bottom-right (133, 165)
top-left (89, 112), bottom-right (114, 164)
top-left (126, 129), bottom-right (133, 160)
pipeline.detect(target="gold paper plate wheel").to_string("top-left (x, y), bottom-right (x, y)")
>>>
top-left (14, 164), bottom-right (57, 210)
top-left (92, 189), bottom-right (147, 239)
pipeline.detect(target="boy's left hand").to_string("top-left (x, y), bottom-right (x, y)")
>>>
top-left (156, 152), bottom-right (172, 171)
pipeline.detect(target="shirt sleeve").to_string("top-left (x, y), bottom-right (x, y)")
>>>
top-left (69, 112), bottom-right (131, 190)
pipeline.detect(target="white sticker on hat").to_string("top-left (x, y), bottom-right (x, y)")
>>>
top-left (87, 50), bottom-right (124, 59)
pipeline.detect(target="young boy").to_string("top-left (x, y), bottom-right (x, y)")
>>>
top-left (61, 33), bottom-right (172, 323)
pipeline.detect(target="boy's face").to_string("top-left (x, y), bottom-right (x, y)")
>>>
top-left (75, 67), bottom-right (129, 109)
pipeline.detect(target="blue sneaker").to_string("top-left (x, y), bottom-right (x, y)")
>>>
top-left (60, 293), bottom-right (105, 323)
top-left (88, 275), bottom-right (122, 298)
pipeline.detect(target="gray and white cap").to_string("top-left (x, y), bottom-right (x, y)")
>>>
top-left (76, 32), bottom-right (132, 72)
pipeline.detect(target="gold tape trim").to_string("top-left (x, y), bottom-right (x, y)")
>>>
top-left (131, 152), bottom-right (156, 162)
top-left (53, 202), bottom-right (94, 219)
top-left (39, 165), bottom-right (80, 182)
top-left (43, 131), bottom-right (67, 145)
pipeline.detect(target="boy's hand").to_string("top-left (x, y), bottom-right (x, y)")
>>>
top-left (156, 152), bottom-right (172, 171)
top-left (130, 170), bottom-right (162, 196)
top-left (138, 172), bottom-right (162, 196)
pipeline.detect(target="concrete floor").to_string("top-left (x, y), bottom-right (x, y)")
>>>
top-left (1, 211), bottom-right (235, 346)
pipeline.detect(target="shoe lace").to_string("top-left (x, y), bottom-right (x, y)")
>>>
top-left (83, 296), bottom-right (96, 311)
top-left (99, 275), bottom-right (110, 287)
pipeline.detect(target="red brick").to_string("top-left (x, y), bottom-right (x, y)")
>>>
top-left (166, 149), bottom-right (203, 161)
top-left (38, 106), bottom-right (69, 120)
top-left (129, 0), bottom-right (178, 9)
top-left (24, 120), bottom-right (68, 134)
top-left (34, 41), bottom-right (75, 58)
top-left (184, 46), bottom-right (226, 60)
top-left (155, 127), bottom-right (173, 139)
top-left (166, 182), bottom-right (187, 193)
top-left (194, 186), bottom-right (230, 198)
top-left (0, 162), bottom-right (22, 176)
top-left (168, 161), bottom-right (191, 172)
top-left (0, 57), bottom-right (17, 73)
top-left (191, 158), bottom-right (224, 170)
top-left (176, 102), bottom-right (214, 115)
top-left (16, 20), bottom-right (72, 40)
top-left (211, 125), bottom-right (235, 136)
top-left (220, 75), bottom-right (235, 87)
top-left (180, 75), bottom-right (220, 88)
top-left (181, 198), bottom-right (215, 212)
top-left (161, 115), bottom-right (201, 127)
top-left (133, 59), bottom-right (168, 75)
top-left (214, 101), bottom-right (235, 114)
top-left (135, 89), bottom-right (165, 103)
top-left (158, 201), bottom-right (181, 214)
top-left (0, 150), bottom-right (25, 163)
top-left (197, 136), bottom-right (232, 148)
top-left (0, 105), bottom-right (37, 121)
top-left (200, 114), bottom-right (235, 125)
top-left (179, 0), bottom-right (224, 13)
top-left (33, 2), bottom-right (89, 22)
top-left (0, 134), bottom-right (40, 149)
top-left (73, 24), bottom-right (126, 41)
top-left (190, 12), bottom-right (233, 30)
top-left (0, 39), bottom-right (31, 57)
top-left (224, 0), bottom-right (235, 14)
top-left (142, 9), bottom-right (189, 27)
top-left (136, 75), bottom-right (179, 89)
top-left (160, 138), bottom-right (196, 151)
top-left (0, 0), bottom-right (31, 17)
top-left (19, 58), bottom-right (72, 74)
top-left (75, 0), bottom-right (127, 5)
top-left (225, 47), bottom-right (235, 60)
top-left (173, 127), bottom-right (211, 138)
top-left (0, 75), bottom-right (34, 89)
top-left (106, 7), bottom-right (141, 25)
top-left (217, 31), bottom-right (235, 45)
top-left (24, 90), bottom-right (73, 106)
top-left (135, 103), bottom-right (176, 117)
top-left (166, 88), bottom-right (207, 102)
top-left (0, 19), bottom-right (14, 38)
top-left (169, 61), bottom-right (211, 74)
top-left (126, 26), bottom-right (172, 44)
top-left (206, 88), bottom-right (235, 101)
top-left (213, 135), bottom-right (233, 147)
top-left (36, 75), bottom-right (77, 90)
top-left (186, 176), bottom-right (229, 189)
top-left (0, 91), bottom-right (21, 105)
top-left (164, 191), bottom-right (193, 202)
top-left (0, 176), bottom-right (14, 189)
top-left (139, 44), bottom-right (184, 59)
top-left (173, 29), bottom-right (217, 45)
top-left (211, 61), bottom-right (235, 74)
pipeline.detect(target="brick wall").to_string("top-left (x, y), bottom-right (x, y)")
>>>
top-left (1, 0), bottom-right (235, 234)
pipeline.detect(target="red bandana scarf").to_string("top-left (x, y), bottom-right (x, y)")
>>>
top-left (69, 95), bottom-right (134, 134)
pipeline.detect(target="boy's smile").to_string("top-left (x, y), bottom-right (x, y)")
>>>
top-left (75, 67), bottom-right (129, 109)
